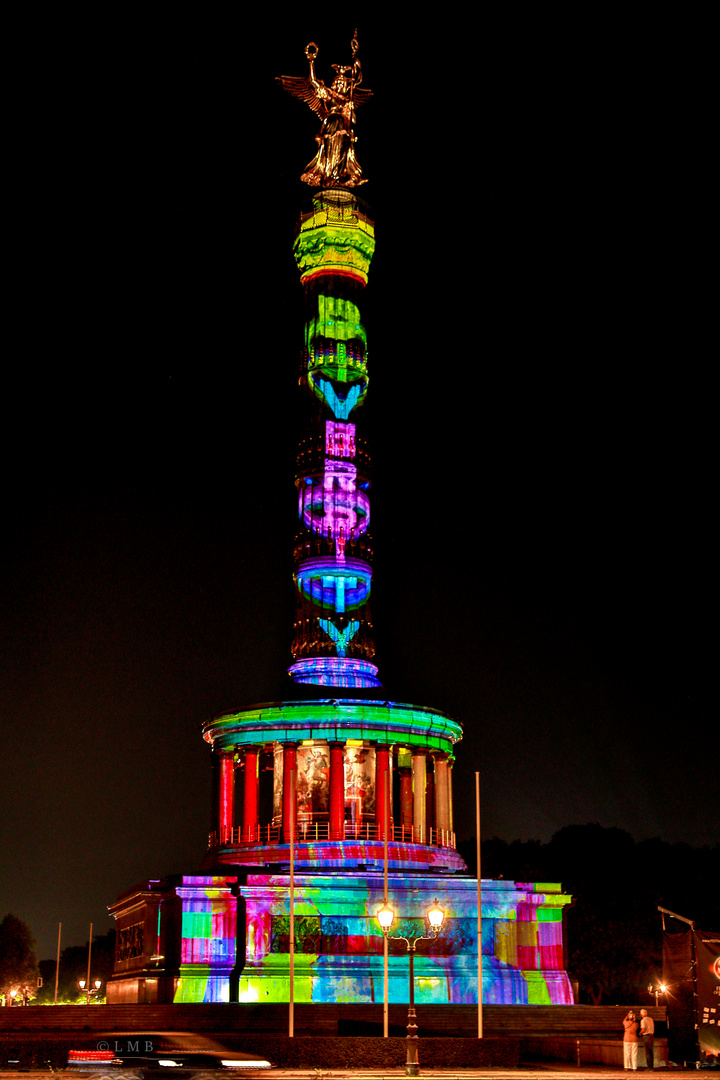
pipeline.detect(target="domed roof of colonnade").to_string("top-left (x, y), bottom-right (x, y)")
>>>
top-left (203, 699), bottom-right (462, 756)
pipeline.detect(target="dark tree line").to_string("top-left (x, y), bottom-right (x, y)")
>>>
top-left (0, 914), bottom-right (39, 1004)
top-left (459, 824), bottom-right (719, 1005)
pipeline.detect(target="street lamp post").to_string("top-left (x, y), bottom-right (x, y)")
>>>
top-left (376, 897), bottom-right (445, 1077)
top-left (78, 978), bottom-right (102, 1002)
top-left (648, 982), bottom-right (668, 1006)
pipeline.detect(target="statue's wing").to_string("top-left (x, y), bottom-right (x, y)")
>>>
top-left (351, 87), bottom-right (373, 108)
top-left (276, 75), bottom-right (324, 119)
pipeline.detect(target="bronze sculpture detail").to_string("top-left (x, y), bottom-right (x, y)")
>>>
top-left (277, 31), bottom-right (372, 188)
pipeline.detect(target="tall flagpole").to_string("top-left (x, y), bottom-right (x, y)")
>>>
top-left (289, 767), bottom-right (295, 1038)
top-left (85, 924), bottom-right (93, 1006)
top-left (476, 772), bottom-right (483, 1038)
top-left (54, 923), bottom-right (61, 1005)
top-left (383, 764), bottom-right (389, 1038)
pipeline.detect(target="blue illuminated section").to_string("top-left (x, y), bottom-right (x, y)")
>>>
top-left (309, 375), bottom-right (366, 419)
top-left (288, 657), bottom-right (381, 688)
top-left (319, 618), bottom-right (359, 657)
top-left (296, 557), bottom-right (371, 612)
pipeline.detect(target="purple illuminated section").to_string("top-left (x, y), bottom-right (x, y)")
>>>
top-left (288, 657), bottom-right (380, 688)
top-left (299, 461), bottom-right (369, 539)
top-left (326, 421), bottom-right (356, 458)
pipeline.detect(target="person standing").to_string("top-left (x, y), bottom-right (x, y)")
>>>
top-left (623, 1010), bottom-right (639, 1070)
top-left (640, 1009), bottom-right (655, 1069)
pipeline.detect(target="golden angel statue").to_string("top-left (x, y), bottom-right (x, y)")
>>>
top-left (277, 31), bottom-right (372, 188)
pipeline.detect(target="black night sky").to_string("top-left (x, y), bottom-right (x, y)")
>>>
top-left (2, 14), bottom-right (715, 963)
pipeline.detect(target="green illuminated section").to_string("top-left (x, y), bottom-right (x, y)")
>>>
top-left (307, 296), bottom-right (367, 348)
top-left (204, 700), bottom-right (462, 755)
top-left (537, 907), bottom-right (564, 922)
top-left (293, 222), bottom-right (375, 285)
top-left (182, 910), bottom-right (211, 939)
top-left (306, 296), bottom-right (368, 385)
top-left (306, 295), bottom-right (369, 388)
top-left (237, 969), bottom-right (314, 1004)
top-left (523, 970), bottom-right (553, 1004)
top-left (174, 967), bottom-right (211, 1003)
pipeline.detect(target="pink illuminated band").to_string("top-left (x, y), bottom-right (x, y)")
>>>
top-left (288, 657), bottom-right (380, 688)
top-left (325, 421), bottom-right (356, 458)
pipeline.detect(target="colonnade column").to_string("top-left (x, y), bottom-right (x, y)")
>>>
top-left (434, 754), bottom-right (450, 841)
top-left (219, 751), bottom-right (235, 842)
top-left (399, 765), bottom-right (413, 831)
top-left (412, 751), bottom-right (427, 843)
top-left (282, 743), bottom-right (297, 843)
top-left (426, 769), bottom-right (435, 840)
top-left (376, 745), bottom-right (390, 840)
top-left (243, 749), bottom-right (259, 842)
top-left (448, 758), bottom-right (454, 835)
top-left (329, 742), bottom-right (345, 840)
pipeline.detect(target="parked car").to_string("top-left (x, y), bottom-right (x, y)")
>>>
top-left (68, 1033), bottom-right (273, 1072)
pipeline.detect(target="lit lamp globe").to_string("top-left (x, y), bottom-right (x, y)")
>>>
top-left (427, 899), bottom-right (445, 934)
top-left (377, 901), bottom-right (395, 934)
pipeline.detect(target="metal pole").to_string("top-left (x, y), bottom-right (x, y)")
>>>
top-left (406, 943), bottom-right (419, 1076)
top-left (85, 924), bottom-right (93, 1005)
top-left (383, 765), bottom-right (389, 1038)
top-left (476, 771), bottom-right (483, 1037)
top-left (289, 767), bottom-right (295, 1038)
top-left (54, 923), bottom-right (61, 1005)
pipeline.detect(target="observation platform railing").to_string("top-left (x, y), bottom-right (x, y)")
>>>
top-left (208, 820), bottom-right (456, 851)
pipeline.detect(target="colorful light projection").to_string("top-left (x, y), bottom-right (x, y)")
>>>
top-left (298, 461), bottom-right (370, 537)
top-left (233, 873), bottom-right (574, 1006)
top-left (289, 191), bottom-right (378, 688)
top-left (174, 877), bottom-right (238, 1004)
top-left (203, 701), bottom-right (464, 869)
top-left (294, 199), bottom-right (375, 286)
top-left (287, 657), bottom-right (379, 688)
top-left (204, 700), bottom-right (463, 755)
top-left (296, 557), bottom-right (371, 612)
top-left (107, 56), bottom-right (578, 1012)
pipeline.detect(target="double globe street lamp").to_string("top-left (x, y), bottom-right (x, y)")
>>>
top-left (78, 978), bottom-right (102, 1004)
top-left (376, 897), bottom-right (445, 1077)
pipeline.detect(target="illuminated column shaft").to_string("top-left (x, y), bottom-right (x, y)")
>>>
top-left (426, 769), bottom-right (435, 836)
top-left (288, 190), bottom-right (379, 689)
top-left (282, 744), bottom-right (297, 843)
top-left (376, 745), bottom-right (391, 839)
top-left (412, 752), bottom-right (427, 842)
top-left (219, 752), bottom-right (234, 841)
top-left (434, 755), bottom-right (450, 837)
top-left (329, 742), bottom-right (344, 840)
top-left (242, 749), bottom-right (259, 841)
top-left (448, 760), bottom-right (454, 834)
top-left (399, 766), bottom-right (413, 830)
